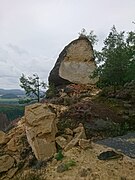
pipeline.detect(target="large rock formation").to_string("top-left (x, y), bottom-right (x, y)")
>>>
top-left (48, 37), bottom-right (97, 86)
top-left (25, 103), bottom-right (58, 161)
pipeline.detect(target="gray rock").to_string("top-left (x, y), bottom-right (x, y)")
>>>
top-left (96, 132), bottom-right (135, 158)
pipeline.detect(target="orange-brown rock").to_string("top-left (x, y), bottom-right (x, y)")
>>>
top-left (25, 103), bottom-right (58, 160)
top-left (64, 123), bottom-right (86, 151)
top-left (0, 155), bottom-right (14, 173)
top-left (0, 130), bottom-right (6, 144)
top-left (78, 139), bottom-right (92, 150)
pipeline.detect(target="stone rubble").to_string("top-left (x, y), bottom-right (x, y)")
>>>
top-left (55, 123), bottom-right (91, 152)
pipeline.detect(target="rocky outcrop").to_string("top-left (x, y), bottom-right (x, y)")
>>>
top-left (25, 103), bottom-right (58, 160)
top-left (0, 130), bottom-right (6, 144)
top-left (0, 155), bottom-right (14, 173)
top-left (48, 37), bottom-right (97, 86)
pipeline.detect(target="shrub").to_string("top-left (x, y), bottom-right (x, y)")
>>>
top-left (57, 160), bottom-right (76, 173)
top-left (46, 84), bottom-right (57, 98)
top-left (55, 150), bottom-right (64, 161)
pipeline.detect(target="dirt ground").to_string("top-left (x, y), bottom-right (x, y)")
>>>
top-left (44, 143), bottom-right (135, 180)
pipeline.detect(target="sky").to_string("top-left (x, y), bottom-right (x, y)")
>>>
top-left (0, 0), bottom-right (135, 89)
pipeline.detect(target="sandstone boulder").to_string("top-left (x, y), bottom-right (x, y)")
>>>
top-left (48, 37), bottom-right (97, 86)
top-left (25, 103), bottom-right (58, 160)
top-left (0, 155), bottom-right (14, 173)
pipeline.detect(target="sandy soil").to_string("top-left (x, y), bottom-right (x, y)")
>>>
top-left (45, 143), bottom-right (135, 180)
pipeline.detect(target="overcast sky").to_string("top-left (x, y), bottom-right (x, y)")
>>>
top-left (0, 0), bottom-right (135, 89)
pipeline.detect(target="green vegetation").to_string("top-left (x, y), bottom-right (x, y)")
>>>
top-left (1, 93), bottom-right (18, 99)
top-left (93, 26), bottom-right (135, 90)
top-left (65, 159), bottom-right (76, 168)
top-left (79, 28), bottom-right (98, 46)
top-left (55, 150), bottom-right (64, 161)
top-left (0, 98), bottom-right (19, 105)
top-left (0, 105), bottom-right (24, 121)
top-left (57, 160), bottom-right (76, 173)
top-left (46, 83), bottom-right (57, 98)
top-left (20, 73), bottom-right (46, 102)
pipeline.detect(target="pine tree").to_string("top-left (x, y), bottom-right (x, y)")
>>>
top-left (20, 74), bottom-right (46, 102)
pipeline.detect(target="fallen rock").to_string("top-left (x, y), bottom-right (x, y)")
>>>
top-left (63, 135), bottom-right (73, 143)
top-left (0, 155), bottom-right (14, 173)
top-left (7, 137), bottom-right (17, 152)
top-left (65, 128), bottom-right (73, 136)
top-left (25, 103), bottom-right (57, 160)
top-left (0, 130), bottom-right (6, 144)
top-left (64, 137), bottom-right (80, 152)
top-left (7, 167), bottom-right (18, 179)
top-left (98, 150), bottom-right (123, 160)
top-left (55, 136), bottom-right (67, 148)
top-left (48, 37), bottom-right (98, 86)
top-left (64, 124), bottom-right (86, 151)
top-left (73, 123), bottom-right (86, 139)
top-left (78, 139), bottom-right (92, 150)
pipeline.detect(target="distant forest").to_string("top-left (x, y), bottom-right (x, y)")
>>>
top-left (0, 105), bottom-right (24, 121)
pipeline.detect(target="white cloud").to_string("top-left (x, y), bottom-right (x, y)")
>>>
top-left (0, 0), bottom-right (135, 88)
top-left (0, 44), bottom-right (54, 88)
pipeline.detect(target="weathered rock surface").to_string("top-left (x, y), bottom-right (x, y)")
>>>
top-left (55, 136), bottom-right (67, 149)
top-left (7, 137), bottom-right (17, 152)
top-left (78, 139), bottom-right (92, 150)
top-left (0, 155), bottom-right (14, 173)
top-left (64, 123), bottom-right (86, 151)
top-left (65, 128), bottom-right (73, 136)
top-left (55, 124), bottom-right (87, 151)
top-left (25, 103), bottom-right (58, 160)
top-left (0, 130), bottom-right (6, 144)
top-left (49, 37), bottom-right (97, 86)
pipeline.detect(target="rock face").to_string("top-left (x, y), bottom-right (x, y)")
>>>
top-left (25, 103), bottom-right (58, 160)
top-left (0, 130), bottom-right (6, 144)
top-left (49, 37), bottom-right (97, 86)
top-left (0, 155), bottom-right (14, 173)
